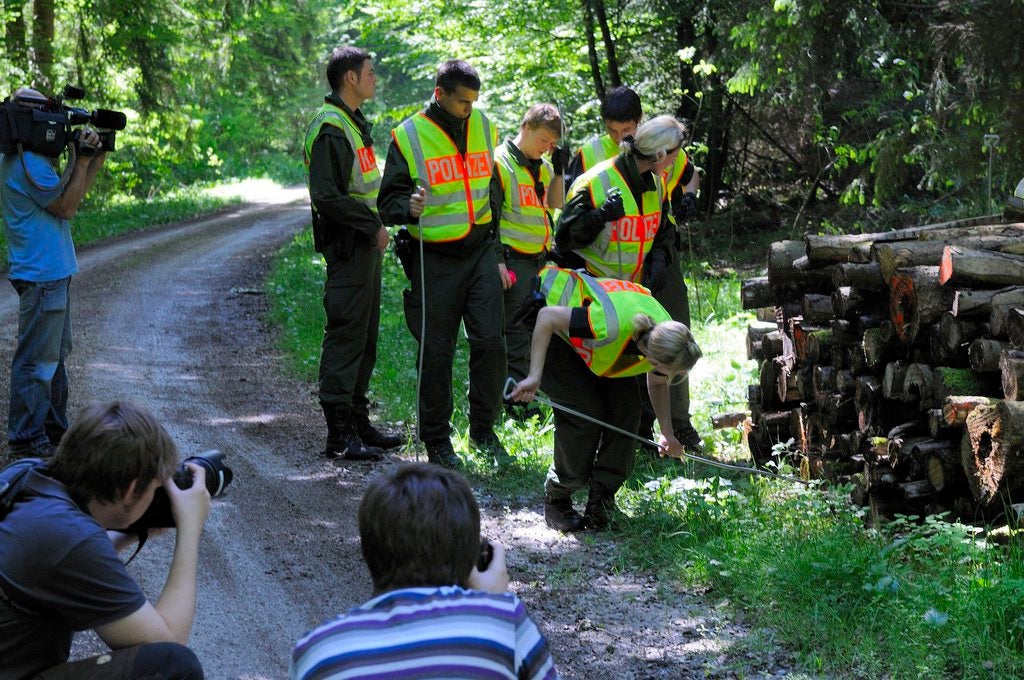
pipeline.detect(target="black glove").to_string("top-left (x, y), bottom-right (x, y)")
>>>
top-left (598, 191), bottom-right (625, 222)
top-left (676, 191), bottom-right (698, 221)
top-left (551, 146), bottom-right (571, 175)
top-left (644, 250), bottom-right (668, 294)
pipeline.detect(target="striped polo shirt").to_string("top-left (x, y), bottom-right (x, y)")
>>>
top-left (290, 585), bottom-right (559, 679)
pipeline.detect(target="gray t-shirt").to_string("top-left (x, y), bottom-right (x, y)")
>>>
top-left (0, 470), bottom-right (146, 680)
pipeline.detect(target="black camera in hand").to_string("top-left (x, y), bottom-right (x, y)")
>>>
top-left (71, 127), bottom-right (117, 156)
top-left (128, 450), bottom-right (234, 531)
top-left (0, 85), bottom-right (126, 158)
top-left (477, 537), bottom-right (494, 571)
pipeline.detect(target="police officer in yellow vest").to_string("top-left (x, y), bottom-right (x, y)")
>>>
top-left (561, 89), bottom-right (704, 453)
top-left (509, 266), bottom-right (702, 531)
top-left (304, 47), bottom-right (401, 461)
top-left (378, 59), bottom-right (507, 468)
top-left (494, 104), bottom-right (565, 416)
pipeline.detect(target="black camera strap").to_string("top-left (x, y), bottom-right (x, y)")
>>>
top-left (123, 529), bottom-right (149, 565)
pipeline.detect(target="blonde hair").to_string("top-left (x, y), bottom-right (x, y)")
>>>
top-left (621, 115), bottom-right (687, 163)
top-left (632, 314), bottom-right (702, 376)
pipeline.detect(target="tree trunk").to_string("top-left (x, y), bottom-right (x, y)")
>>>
top-left (712, 411), bottom-right (748, 429)
top-left (746, 321), bottom-right (779, 360)
top-left (30, 0), bottom-right (55, 89)
top-left (927, 442), bottom-right (967, 495)
top-left (741, 276), bottom-right (773, 309)
top-left (862, 327), bottom-right (895, 367)
top-left (1007, 308), bottom-right (1024, 349)
top-left (803, 214), bottom-right (1003, 265)
top-left (968, 338), bottom-right (1009, 372)
top-left (963, 400), bottom-right (1024, 505)
top-left (1000, 350), bottom-right (1024, 401)
top-left (592, 0), bottom-right (620, 87)
top-left (903, 363), bottom-right (935, 408)
top-left (990, 303), bottom-right (1022, 338)
top-left (940, 246), bottom-right (1024, 287)
top-left (889, 266), bottom-right (954, 344)
top-left (855, 375), bottom-right (881, 431)
top-left (832, 262), bottom-right (885, 290)
top-left (871, 229), bottom-right (1024, 283)
top-left (942, 395), bottom-right (996, 426)
top-left (802, 294), bottom-right (834, 324)
top-left (953, 286), bottom-right (1024, 318)
top-left (579, 0), bottom-right (605, 100)
top-left (882, 361), bottom-right (909, 401)
top-left (5, 0), bottom-right (29, 79)
top-left (937, 311), bottom-right (985, 355)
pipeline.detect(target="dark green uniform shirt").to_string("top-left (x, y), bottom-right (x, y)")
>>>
top-left (307, 93), bottom-right (381, 249)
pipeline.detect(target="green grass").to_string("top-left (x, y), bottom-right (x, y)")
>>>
top-left (265, 232), bottom-right (1024, 678)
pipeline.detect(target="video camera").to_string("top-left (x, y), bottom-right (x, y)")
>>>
top-left (0, 85), bottom-right (127, 158)
top-left (125, 449), bottom-right (234, 532)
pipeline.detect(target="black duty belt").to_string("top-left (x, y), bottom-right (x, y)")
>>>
top-left (504, 246), bottom-right (548, 263)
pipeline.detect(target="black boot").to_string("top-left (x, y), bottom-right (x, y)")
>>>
top-left (354, 416), bottom-right (403, 449)
top-left (425, 439), bottom-right (461, 469)
top-left (544, 494), bottom-right (585, 532)
top-left (584, 484), bottom-right (618, 531)
top-left (323, 407), bottom-right (384, 461)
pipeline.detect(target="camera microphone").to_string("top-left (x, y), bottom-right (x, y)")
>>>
top-left (91, 109), bottom-right (127, 131)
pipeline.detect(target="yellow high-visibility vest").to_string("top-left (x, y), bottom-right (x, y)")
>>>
top-left (495, 141), bottom-right (552, 255)
top-left (566, 158), bottom-right (664, 282)
top-left (391, 109), bottom-right (497, 242)
top-left (303, 102), bottom-right (380, 214)
top-left (578, 134), bottom-right (620, 173)
top-left (539, 265), bottom-right (671, 378)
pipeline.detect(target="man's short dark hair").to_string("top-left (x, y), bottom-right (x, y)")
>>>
top-left (327, 47), bottom-right (371, 92)
top-left (435, 59), bottom-right (481, 93)
top-left (49, 401), bottom-right (179, 506)
top-left (601, 86), bottom-right (643, 123)
top-left (358, 463), bottom-right (481, 593)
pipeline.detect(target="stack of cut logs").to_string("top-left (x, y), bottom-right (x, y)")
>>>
top-left (741, 212), bottom-right (1024, 522)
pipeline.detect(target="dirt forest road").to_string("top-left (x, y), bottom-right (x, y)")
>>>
top-left (0, 188), bottom-right (379, 677)
top-left (0, 189), bottom-right (796, 679)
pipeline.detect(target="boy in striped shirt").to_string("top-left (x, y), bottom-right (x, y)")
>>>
top-left (290, 463), bottom-right (559, 679)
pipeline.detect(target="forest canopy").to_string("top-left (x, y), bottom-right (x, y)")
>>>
top-left (2, 0), bottom-right (1022, 234)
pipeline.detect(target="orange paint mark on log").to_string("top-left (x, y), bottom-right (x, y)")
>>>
top-left (939, 246), bottom-right (954, 285)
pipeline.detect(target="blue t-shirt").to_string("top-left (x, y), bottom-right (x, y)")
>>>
top-left (0, 152), bottom-right (79, 281)
top-left (0, 470), bottom-right (146, 680)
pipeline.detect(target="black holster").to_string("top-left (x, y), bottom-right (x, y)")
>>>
top-left (393, 228), bottom-right (416, 280)
top-left (510, 275), bottom-right (546, 329)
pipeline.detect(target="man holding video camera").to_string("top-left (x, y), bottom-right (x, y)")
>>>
top-left (0, 401), bottom-right (211, 680)
top-left (0, 87), bottom-right (105, 460)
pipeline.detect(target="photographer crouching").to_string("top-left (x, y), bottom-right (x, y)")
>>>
top-left (0, 401), bottom-right (211, 680)
top-left (0, 87), bottom-right (106, 459)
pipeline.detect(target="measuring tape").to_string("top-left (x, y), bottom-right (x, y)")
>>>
top-left (503, 378), bottom-right (810, 485)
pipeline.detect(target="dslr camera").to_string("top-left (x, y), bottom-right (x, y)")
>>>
top-left (0, 84), bottom-right (126, 158)
top-left (126, 449), bottom-right (234, 532)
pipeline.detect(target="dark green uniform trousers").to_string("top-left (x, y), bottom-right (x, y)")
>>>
top-left (641, 248), bottom-right (693, 434)
top-left (541, 338), bottom-right (642, 498)
top-left (402, 239), bottom-right (506, 444)
top-left (319, 240), bottom-right (382, 421)
top-left (501, 253), bottom-right (545, 383)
